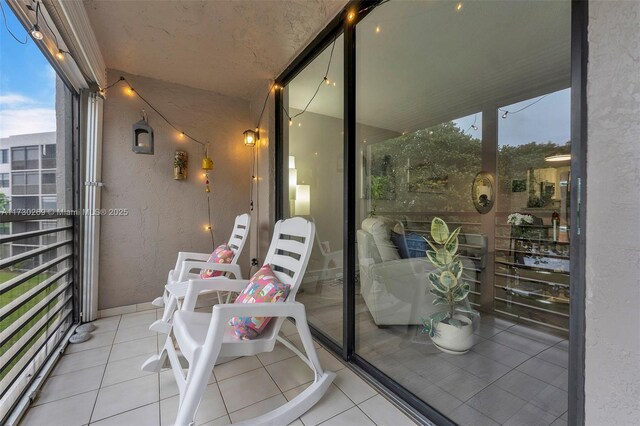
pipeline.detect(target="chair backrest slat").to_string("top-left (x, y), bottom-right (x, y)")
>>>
top-left (228, 214), bottom-right (250, 263)
top-left (263, 217), bottom-right (315, 300)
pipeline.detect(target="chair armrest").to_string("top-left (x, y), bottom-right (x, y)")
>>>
top-left (175, 251), bottom-right (210, 271)
top-left (178, 261), bottom-right (242, 282)
top-left (183, 278), bottom-right (249, 311)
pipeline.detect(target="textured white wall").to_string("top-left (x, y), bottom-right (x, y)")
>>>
top-left (99, 70), bottom-right (251, 309)
top-left (586, 2), bottom-right (640, 424)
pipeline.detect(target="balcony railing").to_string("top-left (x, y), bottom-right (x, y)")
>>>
top-left (0, 213), bottom-right (75, 421)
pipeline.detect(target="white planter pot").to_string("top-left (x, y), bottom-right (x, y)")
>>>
top-left (430, 314), bottom-right (474, 355)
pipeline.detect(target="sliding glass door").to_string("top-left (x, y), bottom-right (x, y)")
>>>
top-left (280, 35), bottom-right (345, 346)
top-left (277, 1), bottom-right (577, 424)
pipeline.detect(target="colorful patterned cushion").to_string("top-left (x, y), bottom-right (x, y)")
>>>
top-left (230, 264), bottom-right (290, 340)
top-left (200, 244), bottom-right (234, 279)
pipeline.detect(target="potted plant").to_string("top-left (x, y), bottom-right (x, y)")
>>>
top-left (421, 217), bottom-right (479, 354)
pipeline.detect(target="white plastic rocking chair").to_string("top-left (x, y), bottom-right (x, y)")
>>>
top-left (141, 217), bottom-right (335, 426)
top-left (149, 213), bottom-right (250, 334)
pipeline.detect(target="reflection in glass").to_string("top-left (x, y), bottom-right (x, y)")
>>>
top-left (352, 1), bottom-right (571, 424)
top-left (282, 35), bottom-right (344, 345)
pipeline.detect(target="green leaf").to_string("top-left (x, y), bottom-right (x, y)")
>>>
top-left (431, 217), bottom-right (450, 244)
top-left (453, 289), bottom-right (470, 302)
top-left (449, 260), bottom-right (464, 279)
top-left (429, 310), bottom-right (449, 324)
top-left (439, 271), bottom-right (458, 289)
top-left (444, 227), bottom-right (461, 255)
top-left (429, 272), bottom-right (448, 292)
top-left (436, 249), bottom-right (453, 266)
top-left (447, 318), bottom-right (464, 328)
top-left (430, 288), bottom-right (448, 299)
top-left (455, 307), bottom-right (480, 317)
top-left (425, 236), bottom-right (439, 253)
top-left (432, 297), bottom-right (448, 305)
top-left (426, 250), bottom-right (445, 267)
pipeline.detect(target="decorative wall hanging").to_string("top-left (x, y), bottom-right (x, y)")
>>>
top-left (201, 148), bottom-right (213, 193)
top-left (173, 150), bottom-right (188, 180)
top-left (472, 171), bottom-right (495, 214)
top-left (132, 110), bottom-right (154, 154)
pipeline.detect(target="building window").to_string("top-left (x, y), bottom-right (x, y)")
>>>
top-left (41, 144), bottom-right (56, 169)
top-left (0, 173), bottom-right (9, 188)
top-left (11, 196), bottom-right (39, 210)
top-left (11, 146), bottom-right (39, 170)
top-left (41, 195), bottom-right (56, 210)
top-left (12, 171), bottom-right (39, 195)
top-left (41, 171), bottom-right (56, 194)
top-left (1, 149), bottom-right (8, 164)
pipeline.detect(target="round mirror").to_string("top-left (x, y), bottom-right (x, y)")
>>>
top-left (472, 172), bottom-right (494, 214)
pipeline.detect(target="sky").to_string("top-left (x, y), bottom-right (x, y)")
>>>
top-left (453, 88), bottom-right (571, 147)
top-left (0, 1), bottom-right (56, 139)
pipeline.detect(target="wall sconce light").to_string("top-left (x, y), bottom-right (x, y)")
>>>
top-left (132, 110), bottom-right (154, 154)
top-left (243, 129), bottom-right (258, 147)
top-left (295, 184), bottom-right (310, 216)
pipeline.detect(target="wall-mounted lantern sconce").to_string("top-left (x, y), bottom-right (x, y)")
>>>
top-left (243, 129), bottom-right (258, 147)
top-left (132, 110), bottom-right (154, 154)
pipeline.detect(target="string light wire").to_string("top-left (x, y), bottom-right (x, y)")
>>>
top-left (0, 0), bottom-right (27, 44)
top-left (499, 94), bottom-right (549, 118)
top-left (103, 76), bottom-right (206, 146)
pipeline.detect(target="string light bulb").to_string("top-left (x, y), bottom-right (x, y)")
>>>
top-left (98, 88), bottom-right (105, 97)
top-left (376, 26), bottom-right (381, 33)
top-left (502, 111), bottom-right (509, 119)
top-left (347, 11), bottom-right (356, 22)
top-left (31, 24), bottom-right (43, 40)
top-left (456, 2), bottom-right (464, 12)
top-left (55, 49), bottom-right (64, 60)
top-left (324, 77), bottom-right (330, 85)
top-left (289, 119), bottom-right (293, 126)
top-left (471, 124), bottom-right (478, 131)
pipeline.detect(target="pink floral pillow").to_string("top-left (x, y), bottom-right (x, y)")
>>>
top-left (230, 264), bottom-right (290, 340)
top-left (200, 244), bottom-right (234, 279)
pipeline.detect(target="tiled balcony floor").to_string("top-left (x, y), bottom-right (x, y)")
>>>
top-left (19, 310), bottom-right (416, 426)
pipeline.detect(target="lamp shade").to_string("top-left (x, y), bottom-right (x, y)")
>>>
top-left (243, 129), bottom-right (257, 146)
top-left (295, 184), bottom-right (310, 216)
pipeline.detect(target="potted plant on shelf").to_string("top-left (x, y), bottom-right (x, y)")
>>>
top-left (421, 217), bottom-right (480, 354)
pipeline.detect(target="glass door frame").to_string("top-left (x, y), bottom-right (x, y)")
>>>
top-left (274, 1), bottom-right (588, 424)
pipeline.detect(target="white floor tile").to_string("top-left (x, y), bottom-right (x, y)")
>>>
top-left (119, 311), bottom-right (157, 330)
top-left (213, 355), bottom-right (262, 381)
top-left (109, 336), bottom-right (157, 362)
top-left (228, 394), bottom-right (287, 423)
top-left (21, 390), bottom-right (97, 426)
top-left (333, 368), bottom-right (377, 405)
top-left (320, 406), bottom-right (376, 426)
top-left (199, 415), bottom-right (232, 425)
top-left (64, 331), bottom-right (116, 354)
top-left (90, 402), bottom-right (159, 426)
top-left (160, 383), bottom-right (227, 426)
top-left (90, 317), bottom-right (121, 334)
top-left (317, 347), bottom-right (346, 372)
top-left (218, 368), bottom-right (281, 413)
top-left (298, 384), bottom-right (354, 426)
top-left (51, 347), bottom-right (110, 376)
top-left (256, 340), bottom-right (297, 365)
top-left (265, 356), bottom-right (314, 392)
top-left (114, 323), bottom-right (157, 344)
top-left (102, 353), bottom-right (156, 387)
top-left (34, 365), bottom-right (105, 406)
top-left (359, 394), bottom-right (416, 426)
top-left (92, 374), bottom-right (159, 422)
